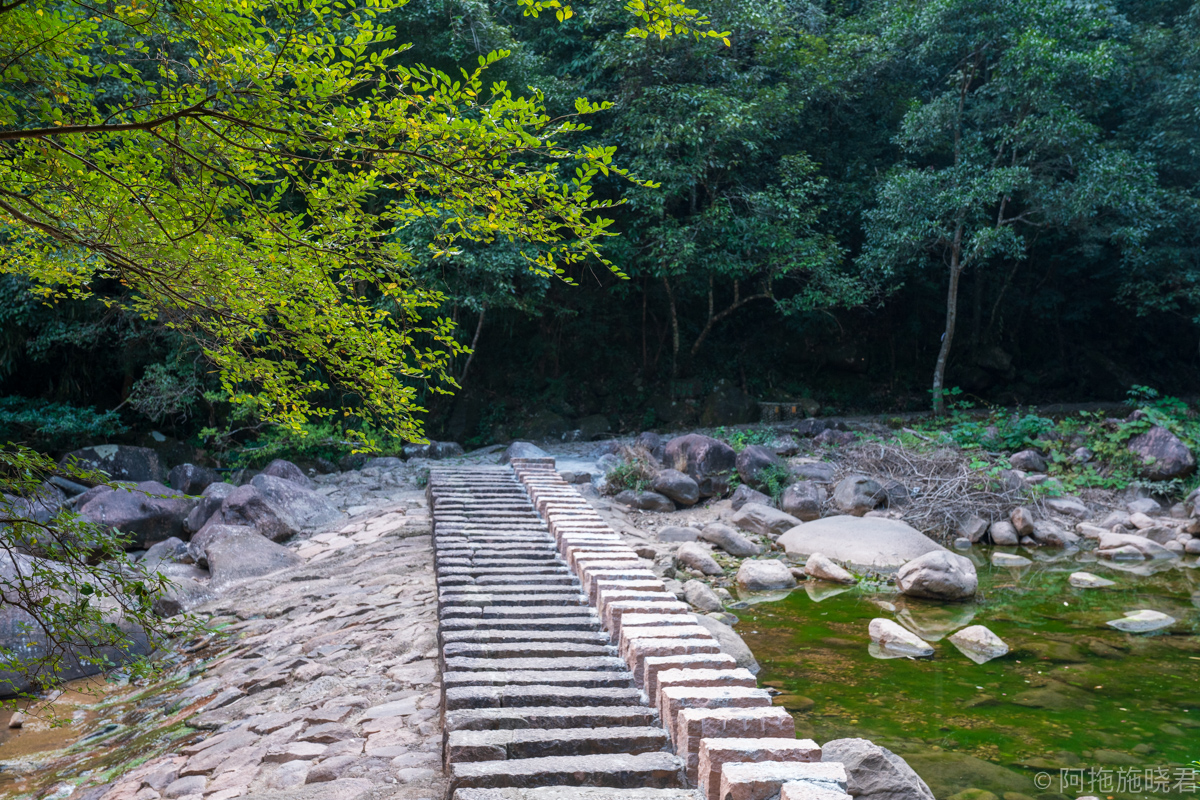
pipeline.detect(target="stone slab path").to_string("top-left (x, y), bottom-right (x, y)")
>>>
top-left (430, 459), bottom-right (853, 800)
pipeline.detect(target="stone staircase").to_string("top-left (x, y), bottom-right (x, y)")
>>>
top-left (430, 459), bottom-right (852, 800)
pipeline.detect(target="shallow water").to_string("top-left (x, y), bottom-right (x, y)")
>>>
top-left (734, 550), bottom-right (1200, 800)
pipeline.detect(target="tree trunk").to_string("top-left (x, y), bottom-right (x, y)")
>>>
top-left (932, 223), bottom-right (965, 416)
top-left (662, 276), bottom-right (680, 377)
top-left (458, 307), bottom-right (486, 387)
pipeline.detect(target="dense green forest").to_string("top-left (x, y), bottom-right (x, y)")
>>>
top-left (2, 0), bottom-right (1198, 453)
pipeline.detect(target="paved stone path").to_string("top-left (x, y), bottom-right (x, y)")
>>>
top-left (431, 458), bottom-right (854, 800)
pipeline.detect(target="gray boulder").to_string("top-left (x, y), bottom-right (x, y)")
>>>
top-left (142, 537), bottom-right (188, 567)
top-left (699, 522), bottom-right (762, 557)
top-left (832, 475), bottom-right (885, 516)
top-left (577, 414), bottom-right (612, 440)
top-left (1128, 425), bottom-right (1195, 480)
top-left (187, 524), bottom-right (258, 568)
top-left (1096, 531), bottom-right (1176, 560)
top-left (663, 434), bottom-right (736, 497)
top-left (1010, 507), bottom-right (1035, 536)
top-left (78, 482), bottom-right (198, 549)
top-left (210, 485), bottom-right (299, 542)
top-left (692, 613), bottom-right (759, 674)
top-left (168, 464), bottom-right (216, 496)
top-left (736, 445), bottom-right (786, 491)
top-left (683, 579), bottom-right (724, 612)
top-left (152, 577), bottom-right (217, 617)
top-left (804, 553), bottom-right (855, 584)
top-left (650, 469), bottom-right (700, 507)
top-left (959, 516), bottom-right (989, 543)
top-left (730, 503), bottom-right (801, 537)
top-left (674, 542), bottom-right (723, 576)
top-left (895, 551), bottom-right (978, 601)
top-left (261, 459), bottom-right (314, 489)
top-left (730, 484), bottom-right (773, 511)
top-left (821, 738), bottom-right (934, 800)
top-left (781, 481), bottom-right (825, 521)
top-left (3, 483), bottom-right (67, 525)
top-left (499, 441), bottom-right (549, 464)
top-left (206, 528), bottom-right (303, 591)
top-left (657, 526), bottom-right (700, 543)
top-left (60, 445), bottom-right (167, 483)
top-left (1045, 496), bottom-right (1089, 519)
top-left (1009, 449), bottom-right (1047, 473)
top-left (1030, 521), bottom-right (1080, 548)
top-left (778, 516), bottom-right (945, 572)
top-left (791, 462), bottom-right (836, 483)
top-left (614, 490), bottom-right (675, 513)
top-left (364, 456), bottom-right (404, 470)
top-left (736, 559), bottom-right (798, 592)
top-left (250, 474), bottom-right (341, 530)
top-left (428, 441), bottom-right (465, 459)
top-left (183, 482), bottom-right (236, 535)
top-left (988, 520), bottom-right (1019, 546)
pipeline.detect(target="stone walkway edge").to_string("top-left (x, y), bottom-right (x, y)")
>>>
top-left (430, 458), bottom-right (853, 800)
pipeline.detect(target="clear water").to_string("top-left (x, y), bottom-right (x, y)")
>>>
top-left (733, 550), bottom-right (1200, 800)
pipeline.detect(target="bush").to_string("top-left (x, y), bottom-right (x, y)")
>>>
top-left (0, 396), bottom-right (126, 450)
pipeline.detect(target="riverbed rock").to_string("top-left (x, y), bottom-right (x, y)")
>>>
top-left (791, 462), bottom-right (837, 483)
top-left (699, 522), bottom-right (762, 557)
top-left (1009, 450), bottom-right (1046, 473)
top-left (991, 553), bottom-right (1031, 567)
top-left (153, 577), bottom-right (217, 617)
top-left (206, 528), bottom-right (303, 591)
top-left (820, 738), bottom-right (935, 800)
top-left (1069, 572), bottom-right (1115, 588)
top-left (168, 464), bottom-right (216, 496)
top-left (60, 445), bottom-right (167, 483)
top-left (614, 490), bottom-right (675, 513)
top-left (832, 475), bottom-right (885, 516)
top-left (947, 625), bottom-right (1008, 664)
top-left (261, 458), bottom-right (314, 489)
top-left (988, 521), bottom-right (1019, 546)
top-left (781, 481), bottom-right (826, 521)
top-left (79, 482), bottom-right (198, 549)
top-left (1009, 507), bottom-right (1034, 536)
top-left (1096, 532), bottom-right (1176, 560)
top-left (736, 559), bottom-right (798, 592)
top-left (663, 434), bottom-right (736, 497)
top-left (958, 517), bottom-right (988, 543)
top-left (1128, 425), bottom-right (1195, 480)
top-left (731, 503), bottom-right (802, 537)
top-left (896, 551), bottom-right (977, 601)
top-left (499, 441), bottom-right (548, 464)
top-left (868, 618), bottom-right (934, 657)
top-left (1045, 496), bottom-right (1089, 519)
top-left (1126, 497), bottom-right (1162, 515)
top-left (143, 536), bottom-right (189, 567)
top-left (804, 553), bottom-right (855, 584)
top-left (1030, 521), bottom-right (1079, 548)
top-left (211, 485), bottom-right (299, 542)
top-left (1106, 609), bottom-right (1175, 633)
top-left (250, 474), bottom-right (341, 530)
top-left (187, 524), bottom-right (258, 568)
top-left (736, 445), bottom-right (787, 491)
top-left (692, 614), bottom-right (759, 674)
top-left (675, 542), bottom-right (723, 576)
top-left (683, 579), bottom-right (724, 612)
top-left (779, 516), bottom-right (945, 572)
top-left (730, 484), bottom-right (773, 511)
top-left (650, 469), bottom-right (700, 507)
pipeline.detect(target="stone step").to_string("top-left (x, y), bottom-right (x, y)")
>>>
top-left (448, 726), bottom-right (668, 762)
top-left (444, 706), bottom-right (659, 733)
top-left (453, 789), bottom-right (701, 800)
top-left (440, 594), bottom-right (588, 608)
top-left (445, 656), bottom-right (627, 672)
top-left (444, 642), bottom-right (616, 660)
top-left (443, 670), bottom-right (633, 689)
top-left (442, 605), bottom-right (592, 620)
top-left (441, 585), bottom-right (584, 597)
top-left (449, 752), bottom-right (685, 792)
top-left (444, 685), bottom-right (644, 710)
top-left (441, 616), bottom-right (600, 632)
top-left (437, 566), bottom-right (572, 576)
top-left (440, 629), bottom-right (609, 646)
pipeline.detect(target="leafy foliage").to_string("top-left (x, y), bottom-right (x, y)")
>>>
top-left (0, 397), bottom-right (126, 450)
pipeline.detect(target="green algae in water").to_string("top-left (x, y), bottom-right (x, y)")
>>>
top-left (735, 553), bottom-right (1200, 800)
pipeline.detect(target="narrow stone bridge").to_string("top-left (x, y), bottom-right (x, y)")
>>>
top-left (430, 458), bottom-right (851, 800)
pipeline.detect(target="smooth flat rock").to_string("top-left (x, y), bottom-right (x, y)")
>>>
top-left (1069, 572), bottom-right (1115, 588)
top-left (1106, 609), bottom-right (1175, 633)
top-left (946, 625), bottom-right (1008, 664)
top-left (991, 553), bottom-right (1031, 568)
top-left (868, 618), bottom-right (933, 658)
top-left (778, 516), bottom-right (945, 571)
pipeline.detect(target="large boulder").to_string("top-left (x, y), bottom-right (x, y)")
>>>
top-left (650, 469), bottom-right (700, 507)
top-left (663, 434), bottom-right (736, 497)
top-left (778, 516), bottom-right (945, 572)
top-left (499, 441), bottom-right (549, 464)
top-left (820, 739), bottom-right (935, 800)
top-left (168, 464), bottom-right (216, 496)
top-left (261, 459), bottom-right (314, 489)
top-left (1128, 426), bottom-right (1196, 480)
top-left (209, 485), bottom-right (299, 542)
top-left (152, 577), bottom-right (217, 617)
top-left (735, 559), bottom-right (797, 592)
top-left (187, 524), bottom-right (258, 568)
top-left (804, 553), bottom-right (855, 584)
top-left (1096, 531), bottom-right (1176, 560)
top-left (1008, 449), bottom-right (1047, 473)
top-left (60, 445), bottom-right (167, 483)
top-left (736, 445), bottom-right (786, 491)
top-left (895, 551), bottom-right (978, 601)
top-left (730, 503), bottom-right (802, 538)
top-left (250, 474), bottom-right (341, 530)
top-left (183, 482), bottom-right (237, 535)
top-left (674, 542), bottom-right (723, 576)
top-left (699, 522), bottom-right (762, 557)
top-left (730, 484), bottom-right (773, 511)
top-left (683, 580), bottom-right (724, 612)
top-left (614, 490), bottom-right (675, 513)
top-left (206, 528), bottom-right (303, 591)
top-left (692, 614), bottom-right (759, 674)
top-left (868, 618), bottom-right (934, 657)
top-left (4, 483), bottom-right (67, 525)
top-left (781, 481), bottom-right (825, 521)
top-left (78, 482), bottom-right (198, 549)
top-left (832, 475), bottom-right (885, 516)
top-left (791, 462), bottom-right (836, 483)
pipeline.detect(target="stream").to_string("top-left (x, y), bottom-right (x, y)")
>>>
top-left (734, 548), bottom-right (1200, 800)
